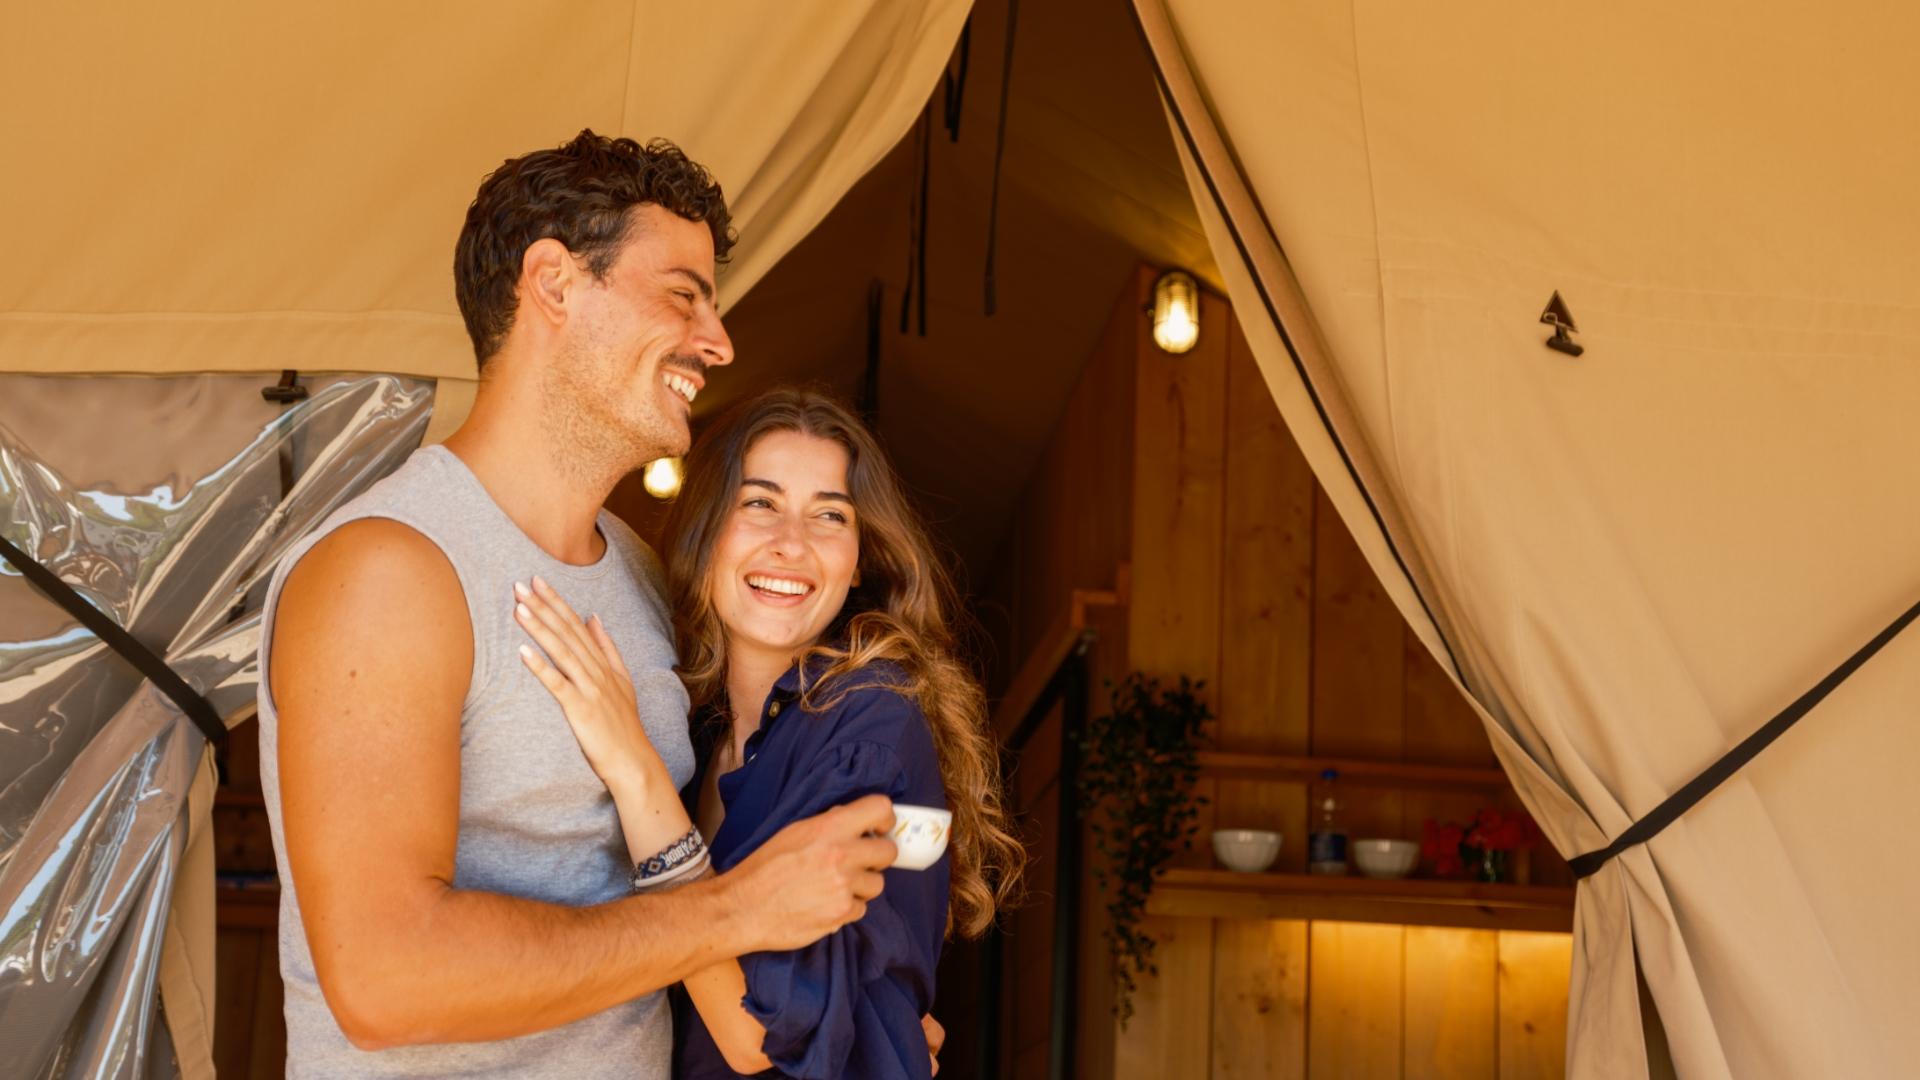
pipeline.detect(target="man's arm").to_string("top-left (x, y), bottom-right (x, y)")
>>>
top-left (272, 520), bottom-right (894, 1050)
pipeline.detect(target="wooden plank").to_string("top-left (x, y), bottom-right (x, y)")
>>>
top-left (1078, 605), bottom-right (1129, 1080)
top-left (1217, 316), bottom-right (1314, 752)
top-left (1401, 632), bottom-right (1494, 768)
top-left (1146, 870), bottom-right (1575, 934)
top-left (1129, 285), bottom-right (1227, 867)
top-left (1197, 752), bottom-right (1511, 791)
top-left (1008, 267), bottom-right (1145, 670)
top-left (1210, 919), bottom-right (1307, 1078)
top-left (1114, 916), bottom-right (1217, 1079)
top-left (213, 928), bottom-right (262, 1079)
top-left (995, 603), bottom-right (1079, 741)
top-left (1011, 783), bottom-right (1062, 1060)
top-left (249, 933), bottom-right (288, 1079)
top-left (1013, 704), bottom-right (1064, 811)
top-left (1309, 487), bottom-right (1406, 845)
top-left (1216, 316), bottom-right (1315, 873)
top-left (1403, 928), bottom-right (1497, 1079)
top-left (977, 267), bottom-right (1141, 695)
top-left (1402, 630), bottom-right (1500, 878)
top-left (1013, 1040), bottom-right (1051, 1080)
top-left (1308, 922), bottom-right (1405, 1080)
top-left (1497, 931), bottom-right (1573, 1080)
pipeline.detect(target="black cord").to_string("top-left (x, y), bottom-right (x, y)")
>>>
top-left (1569, 595), bottom-right (1920, 878)
top-left (983, 0), bottom-right (1019, 317)
top-left (0, 533), bottom-right (228, 753)
top-left (942, 18), bottom-right (971, 141)
top-left (900, 109), bottom-right (929, 335)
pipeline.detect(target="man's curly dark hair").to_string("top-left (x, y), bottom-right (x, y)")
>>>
top-left (454, 129), bottom-right (736, 366)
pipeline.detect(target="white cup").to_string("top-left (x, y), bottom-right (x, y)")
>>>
top-left (889, 804), bottom-right (952, 870)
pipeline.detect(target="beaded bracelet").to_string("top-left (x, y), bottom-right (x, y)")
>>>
top-left (630, 828), bottom-right (709, 893)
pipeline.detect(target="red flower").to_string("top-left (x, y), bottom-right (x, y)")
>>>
top-left (1421, 818), bottom-right (1466, 878)
top-left (1464, 807), bottom-right (1542, 852)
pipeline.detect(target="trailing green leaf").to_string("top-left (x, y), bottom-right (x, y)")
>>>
top-left (1075, 671), bottom-right (1210, 1027)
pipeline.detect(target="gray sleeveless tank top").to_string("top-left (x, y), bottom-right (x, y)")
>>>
top-left (256, 445), bottom-right (694, 1078)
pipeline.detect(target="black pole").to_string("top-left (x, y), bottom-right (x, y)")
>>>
top-left (1047, 647), bottom-right (1088, 1080)
top-left (977, 904), bottom-right (1005, 1076)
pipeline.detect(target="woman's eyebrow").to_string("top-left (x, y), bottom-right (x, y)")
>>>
top-left (742, 478), bottom-right (851, 503)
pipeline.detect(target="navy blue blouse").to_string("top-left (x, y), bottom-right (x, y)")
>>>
top-left (674, 660), bottom-right (949, 1080)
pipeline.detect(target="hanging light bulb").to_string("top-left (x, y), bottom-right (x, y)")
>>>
top-left (642, 456), bottom-right (684, 499)
top-left (1151, 270), bottom-right (1200, 354)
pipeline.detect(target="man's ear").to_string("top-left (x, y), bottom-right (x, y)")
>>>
top-left (519, 238), bottom-right (576, 331)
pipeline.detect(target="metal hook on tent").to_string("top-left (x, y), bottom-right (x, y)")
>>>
top-left (1540, 292), bottom-right (1585, 357)
top-left (262, 368), bottom-right (308, 403)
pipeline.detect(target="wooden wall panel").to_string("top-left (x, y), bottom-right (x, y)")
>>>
top-left (1114, 916), bottom-right (1217, 1076)
top-left (1403, 928), bottom-right (1498, 1079)
top-left (1310, 486), bottom-right (1405, 844)
top-left (1210, 919), bottom-right (1308, 1078)
top-left (1000, 267), bottom-right (1145, 678)
top-left (214, 928), bottom-right (263, 1078)
top-left (1216, 317), bottom-right (1315, 872)
top-left (1128, 286), bottom-right (1228, 875)
top-left (1128, 292), bottom-right (1228, 678)
top-left (1402, 632), bottom-right (1497, 866)
top-left (1011, 778), bottom-right (1063, 1070)
top-left (1498, 932), bottom-right (1574, 1080)
top-left (1077, 604), bottom-right (1130, 1080)
top-left (1308, 922), bottom-right (1405, 1080)
top-left (1117, 286), bottom-right (1229, 1076)
top-left (984, 275), bottom-right (1571, 1080)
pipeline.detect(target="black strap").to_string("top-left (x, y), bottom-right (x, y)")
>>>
top-left (0, 532), bottom-right (228, 751)
top-left (1570, 596), bottom-right (1920, 878)
top-left (981, 0), bottom-right (1018, 317)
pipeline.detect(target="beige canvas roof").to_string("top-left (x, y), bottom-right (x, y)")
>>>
top-left (0, 1), bottom-right (967, 382)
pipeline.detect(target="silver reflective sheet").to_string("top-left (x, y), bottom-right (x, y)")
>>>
top-left (0, 373), bottom-right (435, 1078)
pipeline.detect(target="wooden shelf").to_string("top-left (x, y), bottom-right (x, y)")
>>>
top-left (1146, 868), bottom-right (1573, 933)
top-left (1197, 751), bottom-right (1510, 793)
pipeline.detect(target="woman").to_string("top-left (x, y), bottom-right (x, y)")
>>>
top-left (511, 388), bottom-right (1024, 1078)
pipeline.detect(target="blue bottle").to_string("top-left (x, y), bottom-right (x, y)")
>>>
top-left (1308, 768), bottom-right (1349, 875)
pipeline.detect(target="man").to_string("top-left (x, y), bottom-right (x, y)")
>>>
top-left (259, 131), bottom-right (900, 1077)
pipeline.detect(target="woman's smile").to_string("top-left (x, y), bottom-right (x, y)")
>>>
top-left (708, 429), bottom-right (861, 662)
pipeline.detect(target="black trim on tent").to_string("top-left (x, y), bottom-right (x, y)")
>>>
top-left (1567, 596), bottom-right (1920, 878)
top-left (0, 533), bottom-right (229, 753)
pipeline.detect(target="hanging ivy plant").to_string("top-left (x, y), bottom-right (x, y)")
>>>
top-left (1076, 671), bottom-right (1211, 1026)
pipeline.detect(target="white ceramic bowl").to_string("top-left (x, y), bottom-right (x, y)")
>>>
top-left (1352, 838), bottom-right (1419, 879)
top-left (1211, 829), bottom-right (1282, 873)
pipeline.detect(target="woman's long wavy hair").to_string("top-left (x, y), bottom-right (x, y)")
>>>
top-left (660, 388), bottom-right (1025, 938)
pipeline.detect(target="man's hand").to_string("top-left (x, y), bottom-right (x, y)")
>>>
top-left (721, 794), bottom-right (898, 952)
top-left (922, 1013), bottom-right (945, 1075)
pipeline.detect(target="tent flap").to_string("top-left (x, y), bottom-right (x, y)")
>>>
top-left (1141, 0), bottom-right (1920, 1076)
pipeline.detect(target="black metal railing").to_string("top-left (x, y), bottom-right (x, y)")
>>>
top-left (978, 630), bottom-right (1093, 1079)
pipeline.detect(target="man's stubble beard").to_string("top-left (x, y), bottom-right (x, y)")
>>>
top-left (541, 336), bottom-right (687, 489)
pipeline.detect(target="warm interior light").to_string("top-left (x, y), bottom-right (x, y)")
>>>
top-left (1151, 270), bottom-right (1201, 354)
top-left (642, 456), bottom-right (684, 499)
